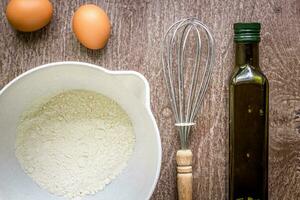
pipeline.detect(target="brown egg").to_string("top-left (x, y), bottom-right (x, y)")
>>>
top-left (72, 4), bottom-right (111, 50)
top-left (6, 0), bottom-right (53, 32)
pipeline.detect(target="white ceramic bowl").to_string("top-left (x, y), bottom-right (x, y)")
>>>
top-left (0, 62), bottom-right (161, 200)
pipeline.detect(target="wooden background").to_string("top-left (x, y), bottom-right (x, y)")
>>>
top-left (0, 0), bottom-right (299, 199)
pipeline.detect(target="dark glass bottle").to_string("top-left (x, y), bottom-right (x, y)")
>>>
top-left (229, 23), bottom-right (269, 200)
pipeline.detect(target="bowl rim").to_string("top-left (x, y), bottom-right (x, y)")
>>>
top-left (0, 61), bottom-right (162, 200)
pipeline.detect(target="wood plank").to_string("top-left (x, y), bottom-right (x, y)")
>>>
top-left (0, 0), bottom-right (299, 199)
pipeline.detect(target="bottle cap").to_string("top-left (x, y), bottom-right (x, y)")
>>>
top-left (234, 23), bottom-right (261, 43)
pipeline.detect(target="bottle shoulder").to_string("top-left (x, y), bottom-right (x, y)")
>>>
top-left (230, 64), bottom-right (268, 86)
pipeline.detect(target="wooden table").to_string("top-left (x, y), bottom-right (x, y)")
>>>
top-left (1, 0), bottom-right (299, 199)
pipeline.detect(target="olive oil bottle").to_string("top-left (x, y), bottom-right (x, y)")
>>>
top-left (229, 23), bottom-right (269, 200)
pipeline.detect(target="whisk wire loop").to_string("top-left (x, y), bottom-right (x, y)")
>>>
top-left (161, 18), bottom-right (214, 149)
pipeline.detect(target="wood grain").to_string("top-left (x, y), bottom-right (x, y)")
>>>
top-left (0, 0), bottom-right (299, 199)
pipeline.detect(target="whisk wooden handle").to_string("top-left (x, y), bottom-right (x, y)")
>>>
top-left (176, 149), bottom-right (193, 200)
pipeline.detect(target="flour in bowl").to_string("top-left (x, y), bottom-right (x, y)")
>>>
top-left (15, 90), bottom-right (135, 199)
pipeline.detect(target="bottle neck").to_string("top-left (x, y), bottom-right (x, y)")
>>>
top-left (235, 43), bottom-right (259, 68)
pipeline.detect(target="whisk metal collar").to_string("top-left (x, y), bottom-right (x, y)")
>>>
top-left (175, 122), bottom-right (196, 127)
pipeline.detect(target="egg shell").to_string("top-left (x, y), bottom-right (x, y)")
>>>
top-left (72, 4), bottom-right (111, 50)
top-left (6, 0), bottom-right (53, 32)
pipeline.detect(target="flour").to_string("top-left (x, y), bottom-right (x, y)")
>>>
top-left (15, 90), bottom-right (135, 199)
